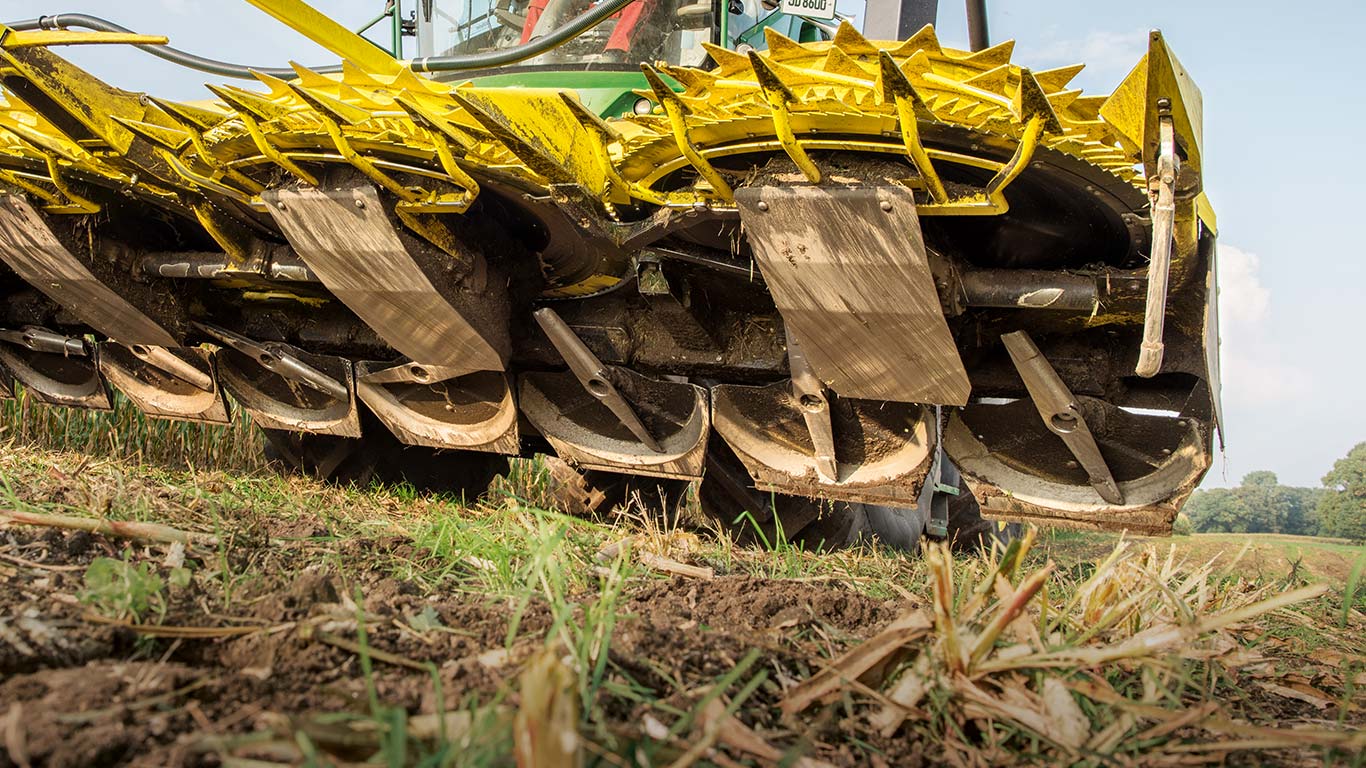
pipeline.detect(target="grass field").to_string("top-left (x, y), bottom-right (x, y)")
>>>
top-left (1, 394), bottom-right (1363, 767)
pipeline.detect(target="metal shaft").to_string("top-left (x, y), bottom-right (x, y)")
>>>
top-left (965, 0), bottom-right (989, 51)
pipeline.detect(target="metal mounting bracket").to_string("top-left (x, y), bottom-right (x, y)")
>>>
top-left (1002, 330), bottom-right (1123, 504)
top-left (533, 307), bottom-right (661, 452)
top-left (194, 323), bottom-right (348, 402)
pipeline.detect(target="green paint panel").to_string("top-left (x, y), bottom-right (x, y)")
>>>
top-left (465, 70), bottom-right (678, 119)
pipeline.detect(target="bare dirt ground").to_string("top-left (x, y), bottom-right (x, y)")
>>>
top-left (1, 443), bottom-right (1364, 767)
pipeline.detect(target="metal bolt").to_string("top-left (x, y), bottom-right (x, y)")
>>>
top-left (879, 200), bottom-right (893, 212)
top-left (1161, 448), bottom-right (1172, 455)
top-left (1177, 419), bottom-right (1187, 427)
top-left (355, 199), bottom-right (366, 209)
top-left (1066, 460), bottom-right (1079, 469)
top-left (756, 201), bottom-right (769, 212)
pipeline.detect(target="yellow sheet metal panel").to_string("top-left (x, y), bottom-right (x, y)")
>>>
top-left (242, 0), bottom-right (404, 77)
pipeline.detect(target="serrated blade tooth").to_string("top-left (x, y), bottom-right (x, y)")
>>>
top-left (1033, 64), bottom-right (1085, 92)
top-left (449, 88), bottom-right (609, 193)
top-left (111, 117), bottom-right (190, 151)
top-left (958, 39), bottom-right (1014, 67)
top-left (822, 47), bottom-right (873, 79)
top-left (1071, 94), bottom-right (1106, 120)
top-left (701, 42), bottom-right (749, 74)
top-left (1046, 88), bottom-right (1081, 111)
top-left (340, 59), bottom-right (385, 88)
top-left (657, 64), bottom-right (717, 91)
top-left (204, 84), bottom-right (292, 121)
top-left (832, 20), bottom-right (878, 55)
top-left (249, 69), bottom-right (299, 101)
top-left (286, 83), bottom-right (372, 126)
top-left (393, 91), bottom-right (476, 151)
top-left (288, 61), bottom-right (336, 88)
top-left (763, 28), bottom-right (808, 60)
top-left (964, 64), bottom-right (1011, 93)
top-left (147, 97), bottom-right (227, 131)
top-left (888, 24), bottom-right (941, 55)
top-left (391, 67), bottom-right (448, 95)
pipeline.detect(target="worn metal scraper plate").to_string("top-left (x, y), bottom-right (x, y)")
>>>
top-left (263, 185), bottom-right (502, 371)
top-left (0, 196), bottom-right (177, 346)
top-left (0, 346), bottom-right (111, 410)
top-left (98, 344), bottom-right (230, 424)
top-left (356, 362), bottom-right (519, 453)
top-left (734, 185), bottom-right (969, 405)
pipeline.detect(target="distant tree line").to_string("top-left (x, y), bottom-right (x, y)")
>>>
top-left (1182, 442), bottom-right (1366, 541)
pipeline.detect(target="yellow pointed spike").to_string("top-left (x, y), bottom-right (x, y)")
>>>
top-left (822, 47), bottom-right (873, 79)
top-left (832, 20), bottom-right (878, 55)
top-left (888, 25), bottom-right (941, 55)
top-left (450, 88), bottom-right (608, 194)
top-left (288, 61), bottom-right (336, 89)
top-left (877, 51), bottom-right (946, 204)
top-left (286, 82), bottom-right (371, 126)
top-left (747, 50), bottom-right (798, 103)
top-left (249, 69), bottom-right (300, 101)
top-left (111, 116), bottom-right (190, 151)
top-left (877, 51), bottom-right (935, 120)
top-left (1014, 68), bottom-right (1064, 134)
top-left (205, 84), bottom-right (292, 121)
top-left (748, 51), bottom-right (819, 184)
top-left (391, 67), bottom-right (448, 95)
top-left (1046, 88), bottom-right (1081, 112)
top-left (147, 97), bottom-right (227, 131)
top-left (640, 64), bottom-right (689, 115)
top-left (557, 92), bottom-right (622, 142)
top-left (1071, 95), bottom-right (1106, 120)
top-left (657, 64), bottom-right (717, 91)
top-left (964, 64), bottom-right (1011, 93)
top-left (640, 63), bottom-right (732, 198)
top-left (340, 59), bottom-right (384, 88)
top-left (959, 39), bottom-right (1015, 67)
top-left (2, 120), bottom-right (85, 162)
top-left (701, 42), bottom-right (749, 74)
top-left (966, 103), bottom-right (999, 121)
top-left (762, 28), bottom-right (808, 60)
top-left (1033, 64), bottom-right (1085, 93)
top-left (392, 91), bottom-right (476, 152)
top-left (335, 83), bottom-right (386, 111)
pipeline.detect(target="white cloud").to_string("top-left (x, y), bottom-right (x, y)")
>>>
top-left (1216, 245), bottom-right (1269, 329)
top-left (1215, 244), bottom-right (1311, 407)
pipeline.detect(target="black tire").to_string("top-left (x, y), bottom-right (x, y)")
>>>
top-left (937, 463), bottom-right (1021, 551)
top-left (261, 411), bottom-right (508, 503)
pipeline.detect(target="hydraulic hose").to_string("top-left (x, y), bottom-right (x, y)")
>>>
top-left (4, 0), bottom-right (638, 79)
top-left (5, 14), bottom-right (312, 79)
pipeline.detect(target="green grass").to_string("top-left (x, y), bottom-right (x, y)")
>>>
top-left (1, 390), bottom-right (1364, 766)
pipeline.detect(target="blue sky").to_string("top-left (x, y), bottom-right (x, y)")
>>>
top-left (2, 0), bottom-right (1360, 489)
